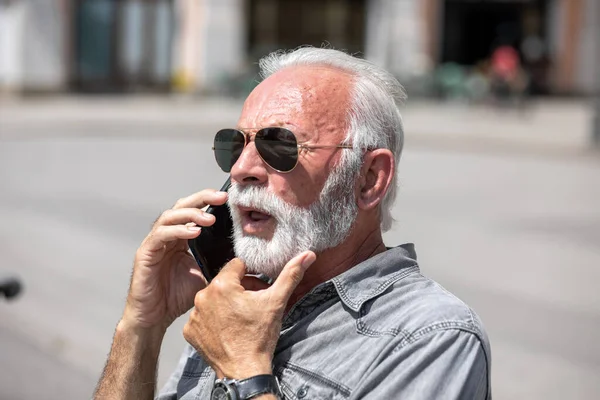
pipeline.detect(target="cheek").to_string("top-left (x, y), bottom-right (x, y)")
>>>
top-left (267, 146), bottom-right (341, 207)
top-left (269, 171), bottom-right (328, 208)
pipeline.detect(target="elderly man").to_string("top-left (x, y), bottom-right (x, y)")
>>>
top-left (94, 48), bottom-right (491, 400)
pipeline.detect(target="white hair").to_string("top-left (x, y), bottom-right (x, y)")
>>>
top-left (258, 47), bottom-right (406, 231)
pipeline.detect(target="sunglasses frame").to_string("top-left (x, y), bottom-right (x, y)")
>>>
top-left (213, 127), bottom-right (355, 173)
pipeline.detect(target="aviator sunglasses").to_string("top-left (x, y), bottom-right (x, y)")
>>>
top-left (213, 127), bottom-right (355, 173)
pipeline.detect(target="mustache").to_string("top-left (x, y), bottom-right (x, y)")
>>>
top-left (227, 184), bottom-right (290, 219)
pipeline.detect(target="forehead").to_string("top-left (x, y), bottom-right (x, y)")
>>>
top-left (238, 66), bottom-right (353, 141)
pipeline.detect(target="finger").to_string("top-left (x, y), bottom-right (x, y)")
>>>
top-left (217, 258), bottom-right (247, 284)
top-left (270, 251), bottom-right (316, 303)
top-left (173, 189), bottom-right (228, 210)
top-left (186, 265), bottom-right (208, 291)
top-left (156, 208), bottom-right (216, 228)
top-left (144, 224), bottom-right (201, 251)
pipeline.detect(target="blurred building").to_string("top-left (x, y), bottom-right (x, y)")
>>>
top-left (0, 0), bottom-right (597, 95)
top-left (420, 0), bottom-right (599, 95)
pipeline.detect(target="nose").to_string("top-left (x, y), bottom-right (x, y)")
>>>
top-left (229, 140), bottom-right (269, 185)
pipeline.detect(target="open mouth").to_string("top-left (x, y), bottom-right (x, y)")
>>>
top-left (238, 206), bottom-right (274, 236)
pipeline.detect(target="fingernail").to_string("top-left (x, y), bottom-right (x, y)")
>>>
top-left (301, 252), bottom-right (316, 270)
top-left (187, 226), bottom-right (201, 232)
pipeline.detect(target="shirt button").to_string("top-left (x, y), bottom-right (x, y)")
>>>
top-left (297, 387), bottom-right (308, 398)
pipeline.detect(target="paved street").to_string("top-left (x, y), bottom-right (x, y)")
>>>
top-left (0, 98), bottom-right (599, 399)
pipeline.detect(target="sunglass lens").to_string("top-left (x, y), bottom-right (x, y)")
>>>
top-left (214, 129), bottom-right (245, 172)
top-left (255, 128), bottom-right (298, 172)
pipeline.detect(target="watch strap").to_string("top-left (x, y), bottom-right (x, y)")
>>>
top-left (235, 374), bottom-right (281, 399)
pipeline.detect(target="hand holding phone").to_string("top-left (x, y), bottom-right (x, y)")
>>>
top-left (188, 178), bottom-right (235, 282)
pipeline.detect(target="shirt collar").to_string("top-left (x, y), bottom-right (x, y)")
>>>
top-left (331, 244), bottom-right (419, 312)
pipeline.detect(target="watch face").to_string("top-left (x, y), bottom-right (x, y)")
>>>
top-left (211, 386), bottom-right (229, 400)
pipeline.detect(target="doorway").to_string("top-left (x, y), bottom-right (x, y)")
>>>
top-left (247, 0), bottom-right (366, 60)
top-left (441, 0), bottom-right (548, 65)
top-left (72, 0), bottom-right (174, 93)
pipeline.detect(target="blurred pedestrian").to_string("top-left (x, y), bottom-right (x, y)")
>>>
top-left (521, 33), bottom-right (549, 95)
top-left (94, 48), bottom-right (492, 400)
top-left (490, 45), bottom-right (521, 102)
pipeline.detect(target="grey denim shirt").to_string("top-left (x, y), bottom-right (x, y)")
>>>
top-left (158, 244), bottom-right (492, 399)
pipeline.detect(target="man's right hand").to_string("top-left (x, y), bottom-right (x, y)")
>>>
top-left (121, 189), bottom-right (228, 332)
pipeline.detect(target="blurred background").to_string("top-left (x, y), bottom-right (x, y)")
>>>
top-left (0, 0), bottom-right (599, 399)
top-left (0, 0), bottom-right (599, 97)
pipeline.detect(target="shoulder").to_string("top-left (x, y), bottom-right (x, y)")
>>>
top-left (360, 269), bottom-right (490, 352)
top-left (352, 264), bottom-right (492, 398)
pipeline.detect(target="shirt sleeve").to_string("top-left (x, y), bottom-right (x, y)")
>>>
top-left (350, 328), bottom-right (491, 400)
top-left (155, 344), bottom-right (196, 400)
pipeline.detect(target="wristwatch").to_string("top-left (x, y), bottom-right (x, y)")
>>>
top-left (211, 374), bottom-right (282, 400)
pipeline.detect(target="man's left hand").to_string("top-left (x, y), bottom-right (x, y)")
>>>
top-left (183, 251), bottom-right (316, 379)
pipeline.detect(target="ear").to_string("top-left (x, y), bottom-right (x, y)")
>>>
top-left (357, 149), bottom-right (394, 211)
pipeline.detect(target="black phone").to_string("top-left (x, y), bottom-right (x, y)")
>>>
top-left (188, 177), bottom-right (235, 282)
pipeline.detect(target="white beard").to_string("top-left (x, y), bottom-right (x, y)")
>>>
top-left (227, 153), bottom-right (361, 278)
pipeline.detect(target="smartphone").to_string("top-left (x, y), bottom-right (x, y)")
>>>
top-left (188, 177), bottom-right (235, 282)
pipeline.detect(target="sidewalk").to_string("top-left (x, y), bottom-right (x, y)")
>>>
top-left (402, 100), bottom-right (595, 155)
top-left (1, 95), bottom-right (596, 154)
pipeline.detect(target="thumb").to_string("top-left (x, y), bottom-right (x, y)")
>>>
top-left (217, 258), bottom-right (247, 284)
top-left (270, 251), bottom-right (316, 304)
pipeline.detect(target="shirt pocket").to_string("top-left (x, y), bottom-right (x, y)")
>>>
top-left (176, 354), bottom-right (215, 399)
top-left (277, 362), bottom-right (351, 400)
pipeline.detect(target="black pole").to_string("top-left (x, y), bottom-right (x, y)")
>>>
top-left (594, 97), bottom-right (600, 148)
top-left (594, 0), bottom-right (600, 148)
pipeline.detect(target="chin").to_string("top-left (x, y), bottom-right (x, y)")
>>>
top-left (233, 235), bottom-right (291, 278)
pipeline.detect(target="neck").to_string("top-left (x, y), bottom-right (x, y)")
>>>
top-left (286, 224), bottom-right (386, 312)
